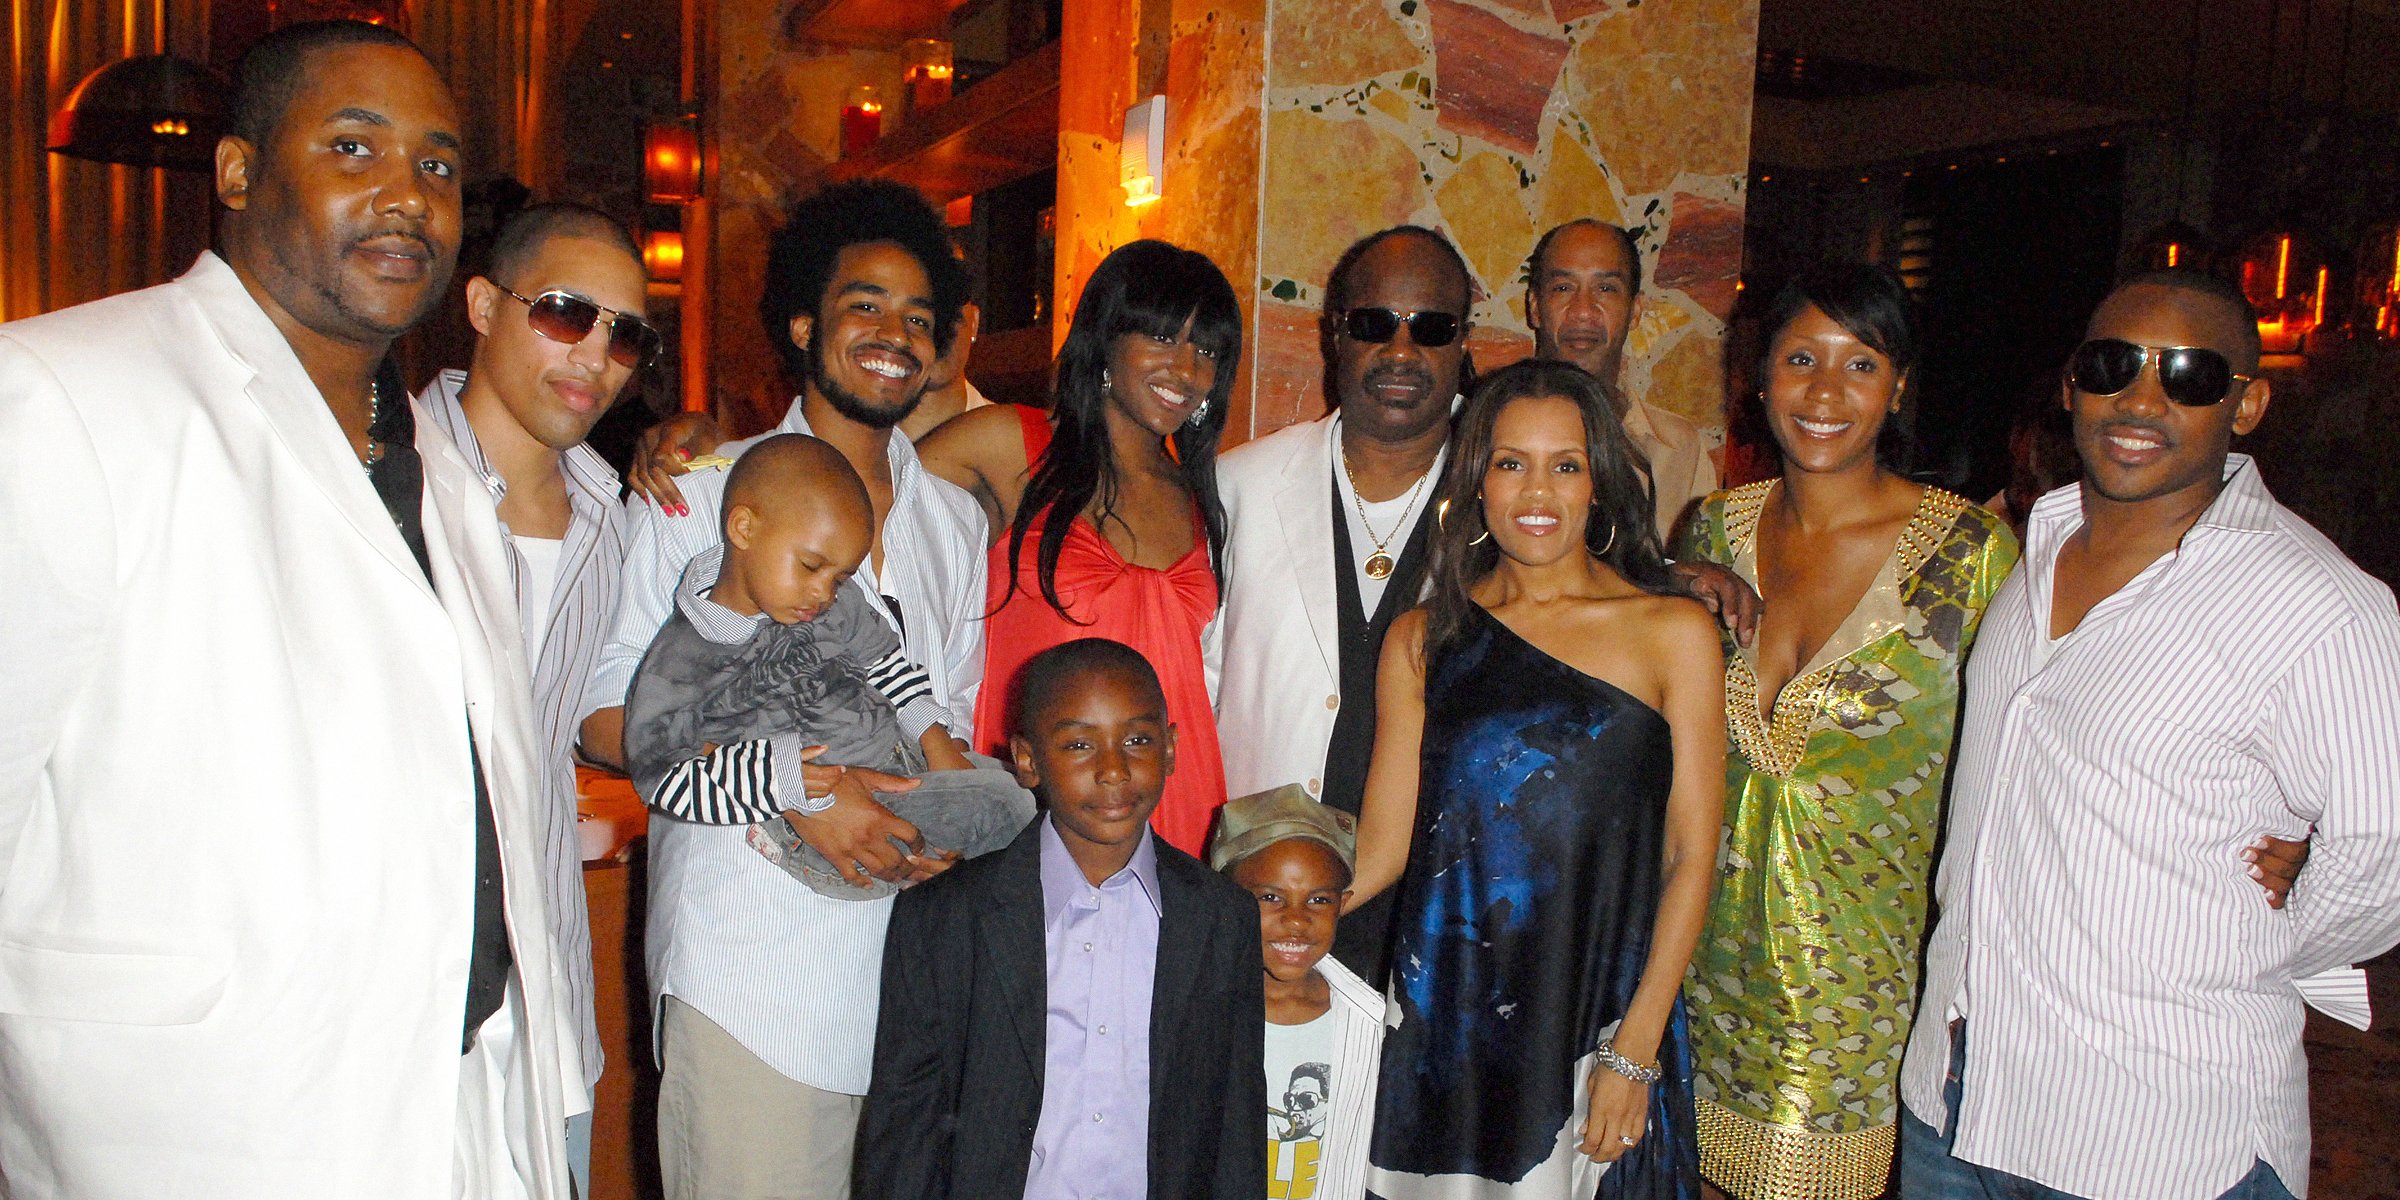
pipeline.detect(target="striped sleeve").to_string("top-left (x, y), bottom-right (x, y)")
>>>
top-left (864, 646), bottom-right (958, 743)
top-left (2264, 614), bottom-right (2400, 977)
top-left (647, 739), bottom-right (786, 825)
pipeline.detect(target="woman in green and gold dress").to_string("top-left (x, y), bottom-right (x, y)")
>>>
top-left (1676, 265), bottom-right (2017, 1200)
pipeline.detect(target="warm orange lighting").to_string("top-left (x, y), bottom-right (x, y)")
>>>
top-left (841, 85), bottom-right (886, 158)
top-left (904, 39), bottom-right (956, 112)
top-left (148, 119), bottom-right (189, 136)
top-left (643, 230), bottom-right (684, 282)
top-left (2238, 230), bottom-right (2322, 354)
top-left (2166, 244), bottom-right (2180, 267)
top-left (2357, 220), bottom-right (2400, 340)
top-left (644, 123), bottom-right (701, 203)
top-left (943, 195), bottom-right (973, 227)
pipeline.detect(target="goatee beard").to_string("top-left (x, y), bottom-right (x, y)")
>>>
top-left (809, 344), bottom-right (921, 431)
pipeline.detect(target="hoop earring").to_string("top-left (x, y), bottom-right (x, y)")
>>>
top-left (1468, 528), bottom-right (1491, 546)
top-left (1597, 523), bottom-right (1617, 554)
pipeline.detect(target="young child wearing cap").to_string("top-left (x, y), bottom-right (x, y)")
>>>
top-left (855, 638), bottom-right (1265, 1200)
top-left (1210, 785), bottom-right (1388, 1200)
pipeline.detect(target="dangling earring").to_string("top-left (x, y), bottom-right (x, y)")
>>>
top-left (1102, 368), bottom-right (1112, 390)
top-left (1597, 523), bottom-right (1618, 554)
top-left (1187, 398), bottom-right (1210, 427)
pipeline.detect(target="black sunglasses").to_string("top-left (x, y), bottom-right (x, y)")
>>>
top-left (1340, 307), bottom-right (1462, 348)
top-left (499, 285), bottom-right (662, 369)
top-left (2067, 338), bottom-right (2252, 408)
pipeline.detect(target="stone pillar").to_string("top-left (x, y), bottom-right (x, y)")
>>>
top-left (1058, 0), bottom-right (1757, 449)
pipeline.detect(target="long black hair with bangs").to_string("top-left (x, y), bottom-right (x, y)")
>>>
top-left (1003, 239), bottom-right (1242, 618)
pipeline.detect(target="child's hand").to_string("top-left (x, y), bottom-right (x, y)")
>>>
top-left (919, 724), bottom-right (976, 772)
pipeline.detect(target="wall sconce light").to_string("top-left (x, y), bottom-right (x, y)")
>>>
top-left (644, 122), bottom-right (701, 203)
top-left (643, 230), bottom-right (685, 283)
top-left (1120, 96), bottom-right (1166, 207)
top-left (2237, 229), bottom-right (2324, 355)
top-left (47, 54), bottom-right (227, 172)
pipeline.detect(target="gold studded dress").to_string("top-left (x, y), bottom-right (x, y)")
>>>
top-left (1676, 482), bottom-right (2017, 1200)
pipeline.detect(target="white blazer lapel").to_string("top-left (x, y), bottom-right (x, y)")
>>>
top-left (1270, 417), bottom-right (1343, 685)
top-left (178, 256), bottom-right (431, 593)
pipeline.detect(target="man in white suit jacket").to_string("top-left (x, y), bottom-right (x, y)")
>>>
top-left (0, 22), bottom-right (573, 1199)
top-left (1212, 228), bottom-right (1474, 984)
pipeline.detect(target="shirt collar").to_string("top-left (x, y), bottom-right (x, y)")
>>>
top-left (416, 367), bottom-right (623, 522)
top-left (1038, 812), bottom-right (1164, 926)
top-left (672, 543), bottom-right (768, 644)
top-left (774, 397), bottom-right (925, 505)
top-left (2029, 451), bottom-right (2273, 561)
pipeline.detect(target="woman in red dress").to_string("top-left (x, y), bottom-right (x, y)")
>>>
top-left (917, 239), bottom-right (1241, 854)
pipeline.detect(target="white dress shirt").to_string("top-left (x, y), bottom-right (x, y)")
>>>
top-left (1901, 456), bottom-right (2400, 1199)
top-left (588, 401), bottom-right (987, 1093)
top-left (419, 369), bottom-right (628, 1099)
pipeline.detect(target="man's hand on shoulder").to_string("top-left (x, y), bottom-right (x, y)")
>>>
top-left (1670, 559), bottom-right (1761, 648)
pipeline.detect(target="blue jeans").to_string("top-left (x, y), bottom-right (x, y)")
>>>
top-left (1898, 1024), bottom-right (2294, 1200)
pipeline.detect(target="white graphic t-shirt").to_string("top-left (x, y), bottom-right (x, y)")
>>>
top-left (1265, 1008), bottom-right (1341, 1199)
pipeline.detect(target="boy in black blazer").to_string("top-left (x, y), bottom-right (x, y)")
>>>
top-left (856, 638), bottom-right (1266, 1199)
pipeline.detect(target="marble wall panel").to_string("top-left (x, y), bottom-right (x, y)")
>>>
top-left (1251, 0), bottom-right (1758, 445)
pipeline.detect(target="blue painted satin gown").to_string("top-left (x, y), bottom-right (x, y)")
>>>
top-left (1368, 605), bottom-right (1701, 1199)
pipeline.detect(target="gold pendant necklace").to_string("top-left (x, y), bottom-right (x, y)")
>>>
top-left (1341, 443), bottom-right (1431, 581)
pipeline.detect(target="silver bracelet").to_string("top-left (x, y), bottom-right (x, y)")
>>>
top-left (1596, 1042), bottom-right (1661, 1085)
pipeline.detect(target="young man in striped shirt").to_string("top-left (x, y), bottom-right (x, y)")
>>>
top-left (1900, 270), bottom-right (2400, 1200)
top-left (414, 201), bottom-right (656, 1195)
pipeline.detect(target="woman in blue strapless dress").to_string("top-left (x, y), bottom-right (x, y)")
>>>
top-left (1349, 360), bottom-right (1726, 1199)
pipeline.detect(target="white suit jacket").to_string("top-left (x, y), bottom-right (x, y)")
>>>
top-left (1209, 413), bottom-right (1353, 802)
top-left (0, 254), bottom-right (575, 1198)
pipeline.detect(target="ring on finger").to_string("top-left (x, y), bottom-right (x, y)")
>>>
top-left (1618, 1134), bottom-right (1637, 1146)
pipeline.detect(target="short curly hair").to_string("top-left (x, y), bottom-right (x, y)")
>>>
top-left (756, 180), bottom-right (971, 383)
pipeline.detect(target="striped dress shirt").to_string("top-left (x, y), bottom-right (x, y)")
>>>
top-left (586, 402), bottom-right (987, 1093)
top-left (1901, 456), bottom-right (2400, 1199)
top-left (416, 371), bottom-right (625, 1100)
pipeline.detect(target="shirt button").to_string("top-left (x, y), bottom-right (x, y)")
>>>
top-left (1325, 694), bottom-right (1340, 711)
top-left (1307, 778), bottom-right (1321, 795)
top-left (1092, 1111), bottom-right (1104, 1123)
top-left (1098, 1024), bottom-right (1109, 1035)
top-left (1083, 942), bottom-right (1093, 952)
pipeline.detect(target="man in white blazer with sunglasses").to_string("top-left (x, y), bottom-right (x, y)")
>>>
top-left (1210, 226), bottom-right (1474, 987)
top-left (0, 20), bottom-right (573, 1199)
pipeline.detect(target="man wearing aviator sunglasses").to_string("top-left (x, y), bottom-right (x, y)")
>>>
top-left (413, 200), bottom-right (653, 1196)
top-left (1899, 270), bottom-right (2400, 1200)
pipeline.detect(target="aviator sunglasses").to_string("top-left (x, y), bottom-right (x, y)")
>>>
top-left (1340, 307), bottom-right (1463, 348)
top-left (2067, 338), bottom-right (2252, 407)
top-left (499, 285), bottom-right (663, 369)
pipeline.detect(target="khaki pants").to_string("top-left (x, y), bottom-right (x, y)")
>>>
top-left (657, 995), bottom-right (863, 1200)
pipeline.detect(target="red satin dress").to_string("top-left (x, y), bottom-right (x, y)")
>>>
top-left (972, 406), bottom-right (1227, 855)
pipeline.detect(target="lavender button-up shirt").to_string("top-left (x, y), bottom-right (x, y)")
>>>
top-left (1026, 815), bottom-right (1161, 1200)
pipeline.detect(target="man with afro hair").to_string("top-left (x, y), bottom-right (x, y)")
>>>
top-left (582, 179), bottom-right (988, 1200)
